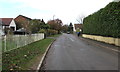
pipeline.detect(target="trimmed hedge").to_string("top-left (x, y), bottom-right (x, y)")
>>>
top-left (83, 2), bottom-right (120, 38)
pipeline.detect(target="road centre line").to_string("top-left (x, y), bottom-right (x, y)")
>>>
top-left (69, 38), bottom-right (74, 42)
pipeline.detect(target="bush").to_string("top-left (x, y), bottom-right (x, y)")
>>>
top-left (83, 2), bottom-right (120, 38)
top-left (39, 29), bottom-right (46, 34)
top-left (47, 29), bottom-right (58, 36)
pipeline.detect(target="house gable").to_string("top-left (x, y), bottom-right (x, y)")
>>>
top-left (14, 15), bottom-right (32, 30)
top-left (0, 18), bottom-right (16, 35)
top-left (9, 19), bottom-right (16, 31)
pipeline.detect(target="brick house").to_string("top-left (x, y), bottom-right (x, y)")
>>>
top-left (14, 15), bottom-right (32, 30)
top-left (14, 15), bottom-right (32, 34)
top-left (74, 24), bottom-right (82, 32)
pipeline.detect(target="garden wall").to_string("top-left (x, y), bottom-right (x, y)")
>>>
top-left (82, 34), bottom-right (120, 46)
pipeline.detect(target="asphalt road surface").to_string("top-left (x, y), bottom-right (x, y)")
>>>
top-left (42, 33), bottom-right (118, 70)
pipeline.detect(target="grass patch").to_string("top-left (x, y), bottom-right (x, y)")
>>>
top-left (2, 38), bottom-right (54, 70)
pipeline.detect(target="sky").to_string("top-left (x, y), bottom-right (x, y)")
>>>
top-left (0, 0), bottom-right (117, 24)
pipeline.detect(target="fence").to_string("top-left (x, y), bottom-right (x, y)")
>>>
top-left (0, 35), bottom-right (2, 71)
top-left (2, 33), bottom-right (44, 52)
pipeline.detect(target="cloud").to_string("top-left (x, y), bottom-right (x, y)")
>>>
top-left (0, 0), bottom-right (113, 24)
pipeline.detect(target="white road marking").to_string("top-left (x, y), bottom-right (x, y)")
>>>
top-left (69, 38), bottom-right (74, 42)
top-left (54, 45), bottom-right (60, 46)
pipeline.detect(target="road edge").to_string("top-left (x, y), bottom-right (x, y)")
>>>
top-left (36, 39), bottom-right (56, 71)
top-left (73, 34), bottom-right (120, 53)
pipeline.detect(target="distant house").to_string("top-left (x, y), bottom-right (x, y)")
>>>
top-left (0, 19), bottom-right (4, 35)
top-left (0, 18), bottom-right (16, 35)
top-left (14, 15), bottom-right (32, 34)
top-left (14, 15), bottom-right (32, 30)
top-left (74, 24), bottom-right (82, 32)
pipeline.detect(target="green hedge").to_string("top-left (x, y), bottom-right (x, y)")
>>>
top-left (83, 2), bottom-right (120, 38)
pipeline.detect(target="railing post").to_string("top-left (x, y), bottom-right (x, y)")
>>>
top-left (4, 35), bottom-right (6, 52)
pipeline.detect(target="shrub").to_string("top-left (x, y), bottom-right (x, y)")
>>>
top-left (83, 2), bottom-right (120, 38)
top-left (47, 29), bottom-right (58, 36)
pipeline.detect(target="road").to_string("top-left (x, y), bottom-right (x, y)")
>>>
top-left (42, 33), bottom-right (118, 70)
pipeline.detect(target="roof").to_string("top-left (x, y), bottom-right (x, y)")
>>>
top-left (15, 15), bottom-right (32, 21)
top-left (74, 24), bottom-right (82, 30)
top-left (0, 18), bottom-right (13, 26)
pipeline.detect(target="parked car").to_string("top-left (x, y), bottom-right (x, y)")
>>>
top-left (67, 32), bottom-right (70, 34)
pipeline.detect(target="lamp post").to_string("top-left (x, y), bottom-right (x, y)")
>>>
top-left (53, 15), bottom-right (55, 20)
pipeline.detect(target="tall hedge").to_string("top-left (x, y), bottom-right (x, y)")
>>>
top-left (83, 2), bottom-right (120, 38)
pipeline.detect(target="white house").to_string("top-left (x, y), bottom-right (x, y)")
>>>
top-left (0, 18), bottom-right (16, 35)
top-left (0, 19), bottom-right (4, 35)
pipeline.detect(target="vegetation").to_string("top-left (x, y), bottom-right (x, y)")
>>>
top-left (15, 15), bottom-right (73, 36)
top-left (61, 23), bottom-right (73, 34)
top-left (30, 18), bottom-right (64, 36)
top-left (62, 25), bottom-right (69, 33)
top-left (30, 19), bottom-right (49, 34)
top-left (47, 19), bottom-right (63, 34)
top-left (83, 2), bottom-right (120, 38)
top-left (49, 34), bottom-right (62, 37)
top-left (68, 22), bottom-right (73, 33)
top-left (2, 38), bottom-right (54, 70)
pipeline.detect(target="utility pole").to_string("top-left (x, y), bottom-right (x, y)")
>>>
top-left (53, 15), bottom-right (55, 20)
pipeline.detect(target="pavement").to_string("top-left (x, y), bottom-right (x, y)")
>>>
top-left (41, 33), bottom-right (118, 70)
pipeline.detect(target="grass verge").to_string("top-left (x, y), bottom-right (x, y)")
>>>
top-left (2, 38), bottom-right (54, 71)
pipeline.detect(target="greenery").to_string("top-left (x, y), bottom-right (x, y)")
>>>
top-left (83, 2), bottom-right (120, 38)
top-left (39, 29), bottom-right (46, 34)
top-left (30, 18), bottom-right (64, 36)
top-left (68, 23), bottom-right (73, 33)
top-left (2, 38), bottom-right (54, 70)
top-left (30, 19), bottom-right (49, 34)
top-left (62, 25), bottom-right (69, 33)
top-left (47, 19), bottom-right (63, 34)
top-left (49, 34), bottom-right (62, 37)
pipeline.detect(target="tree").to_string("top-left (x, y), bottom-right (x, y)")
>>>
top-left (47, 19), bottom-right (63, 34)
top-left (29, 19), bottom-right (41, 33)
top-left (41, 19), bottom-right (50, 30)
top-left (76, 15), bottom-right (85, 24)
top-left (68, 22), bottom-right (73, 33)
top-left (62, 25), bottom-right (69, 33)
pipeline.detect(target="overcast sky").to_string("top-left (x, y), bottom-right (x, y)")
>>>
top-left (0, 0), bottom-right (116, 24)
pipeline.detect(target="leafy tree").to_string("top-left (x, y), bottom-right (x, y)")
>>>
top-left (62, 25), bottom-right (69, 33)
top-left (29, 19), bottom-right (41, 33)
top-left (47, 19), bottom-right (63, 34)
top-left (68, 22), bottom-right (73, 33)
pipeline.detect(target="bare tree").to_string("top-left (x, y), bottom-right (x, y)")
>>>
top-left (76, 14), bottom-right (85, 24)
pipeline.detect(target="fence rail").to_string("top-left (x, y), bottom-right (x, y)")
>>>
top-left (2, 33), bottom-right (44, 52)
